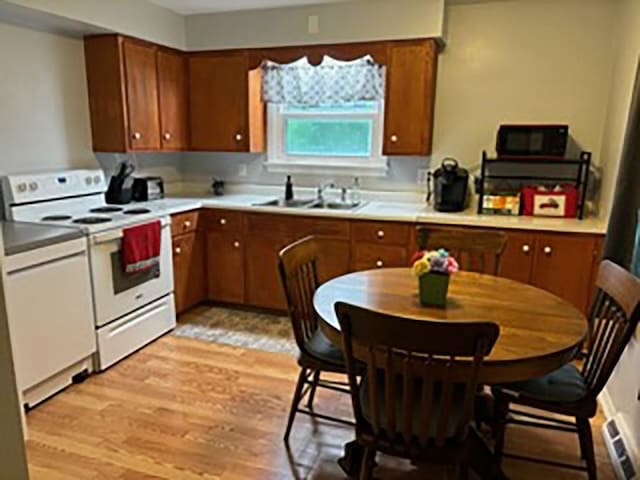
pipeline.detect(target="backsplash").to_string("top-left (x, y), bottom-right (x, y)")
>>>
top-left (180, 152), bottom-right (432, 192)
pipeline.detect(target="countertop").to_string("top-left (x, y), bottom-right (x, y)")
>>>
top-left (2, 221), bottom-right (86, 256)
top-left (155, 185), bottom-right (608, 235)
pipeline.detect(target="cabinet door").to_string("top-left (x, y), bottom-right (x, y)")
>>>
top-left (316, 239), bottom-right (351, 284)
top-left (189, 53), bottom-right (249, 152)
top-left (157, 50), bottom-right (188, 150)
top-left (531, 233), bottom-right (598, 312)
top-left (123, 40), bottom-right (161, 150)
top-left (207, 232), bottom-right (245, 304)
top-left (173, 232), bottom-right (206, 314)
top-left (352, 244), bottom-right (408, 271)
top-left (383, 40), bottom-right (437, 156)
top-left (245, 233), bottom-right (292, 310)
top-left (499, 232), bottom-right (536, 284)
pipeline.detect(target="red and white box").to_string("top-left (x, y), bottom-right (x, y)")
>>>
top-left (521, 185), bottom-right (578, 218)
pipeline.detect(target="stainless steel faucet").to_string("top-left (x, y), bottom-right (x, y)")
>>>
top-left (316, 182), bottom-right (335, 202)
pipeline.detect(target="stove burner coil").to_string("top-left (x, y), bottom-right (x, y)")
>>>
top-left (41, 215), bottom-right (72, 221)
top-left (72, 216), bottom-right (113, 225)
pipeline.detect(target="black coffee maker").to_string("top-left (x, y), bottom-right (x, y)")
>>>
top-left (427, 158), bottom-right (469, 212)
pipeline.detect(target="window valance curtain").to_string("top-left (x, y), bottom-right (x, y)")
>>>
top-left (262, 55), bottom-right (386, 106)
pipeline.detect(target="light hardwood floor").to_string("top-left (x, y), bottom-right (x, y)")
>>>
top-left (25, 335), bottom-right (615, 479)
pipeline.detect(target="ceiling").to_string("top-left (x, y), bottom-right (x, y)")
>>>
top-left (147, 0), bottom-right (357, 15)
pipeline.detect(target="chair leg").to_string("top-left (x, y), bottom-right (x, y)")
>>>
top-left (306, 370), bottom-right (321, 410)
top-left (493, 394), bottom-right (510, 466)
top-left (359, 446), bottom-right (376, 480)
top-left (283, 367), bottom-right (307, 445)
top-left (577, 417), bottom-right (597, 480)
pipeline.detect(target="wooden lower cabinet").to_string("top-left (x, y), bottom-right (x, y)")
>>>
top-left (207, 231), bottom-right (245, 304)
top-left (172, 231), bottom-right (206, 314)
top-left (171, 210), bottom-right (603, 315)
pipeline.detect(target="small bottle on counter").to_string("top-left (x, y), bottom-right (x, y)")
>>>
top-left (350, 177), bottom-right (361, 204)
top-left (285, 175), bottom-right (294, 202)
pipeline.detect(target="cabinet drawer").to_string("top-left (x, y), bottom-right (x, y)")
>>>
top-left (353, 244), bottom-right (408, 271)
top-left (206, 209), bottom-right (243, 233)
top-left (171, 210), bottom-right (199, 236)
top-left (352, 221), bottom-right (410, 246)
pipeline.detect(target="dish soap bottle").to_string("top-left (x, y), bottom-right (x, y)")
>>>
top-left (285, 175), bottom-right (294, 202)
top-left (350, 177), bottom-right (361, 204)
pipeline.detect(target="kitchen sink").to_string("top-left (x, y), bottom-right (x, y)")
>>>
top-left (309, 201), bottom-right (366, 211)
top-left (252, 198), bottom-right (366, 211)
top-left (253, 198), bottom-right (319, 208)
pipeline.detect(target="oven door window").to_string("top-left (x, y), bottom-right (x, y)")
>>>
top-left (110, 251), bottom-right (160, 294)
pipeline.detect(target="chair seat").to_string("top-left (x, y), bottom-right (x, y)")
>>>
top-left (494, 364), bottom-right (588, 403)
top-left (359, 373), bottom-right (468, 440)
top-left (304, 329), bottom-right (345, 366)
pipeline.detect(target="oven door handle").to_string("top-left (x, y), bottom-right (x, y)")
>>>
top-left (91, 221), bottom-right (171, 246)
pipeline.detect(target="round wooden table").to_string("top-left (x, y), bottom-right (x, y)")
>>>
top-left (314, 268), bottom-right (588, 384)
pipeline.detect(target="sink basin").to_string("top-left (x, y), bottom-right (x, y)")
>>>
top-left (253, 198), bottom-right (319, 208)
top-left (309, 201), bottom-right (366, 211)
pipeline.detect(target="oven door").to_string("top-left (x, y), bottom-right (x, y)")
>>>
top-left (90, 217), bottom-right (174, 327)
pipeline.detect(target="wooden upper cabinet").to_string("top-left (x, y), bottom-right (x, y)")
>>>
top-left (383, 40), bottom-right (438, 156)
top-left (188, 52), bottom-right (264, 152)
top-left (157, 49), bottom-right (188, 150)
top-left (123, 40), bottom-right (161, 151)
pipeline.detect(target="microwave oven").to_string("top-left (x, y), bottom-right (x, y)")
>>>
top-left (496, 124), bottom-right (569, 157)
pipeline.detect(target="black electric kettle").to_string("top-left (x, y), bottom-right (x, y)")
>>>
top-left (105, 162), bottom-right (135, 204)
top-left (427, 158), bottom-right (469, 212)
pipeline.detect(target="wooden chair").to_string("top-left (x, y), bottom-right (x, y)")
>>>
top-left (278, 236), bottom-right (353, 445)
top-left (417, 227), bottom-right (507, 275)
top-left (335, 302), bottom-right (501, 479)
top-left (493, 260), bottom-right (640, 479)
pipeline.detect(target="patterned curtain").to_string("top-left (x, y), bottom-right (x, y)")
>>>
top-left (262, 55), bottom-right (386, 105)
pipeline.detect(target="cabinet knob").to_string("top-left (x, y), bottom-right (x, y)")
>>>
top-left (174, 247), bottom-right (182, 255)
top-left (235, 133), bottom-right (243, 142)
top-left (390, 135), bottom-right (398, 143)
top-left (376, 259), bottom-right (384, 268)
top-left (220, 218), bottom-right (227, 225)
top-left (132, 132), bottom-right (142, 140)
top-left (163, 132), bottom-right (172, 141)
top-left (184, 220), bottom-right (192, 228)
top-left (233, 241), bottom-right (240, 248)
top-left (377, 230), bottom-right (385, 239)
top-left (543, 246), bottom-right (552, 255)
top-left (522, 244), bottom-right (531, 254)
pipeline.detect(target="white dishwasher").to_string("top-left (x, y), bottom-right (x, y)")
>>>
top-left (4, 229), bottom-right (96, 409)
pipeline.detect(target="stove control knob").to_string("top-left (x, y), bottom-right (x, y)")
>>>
top-left (93, 175), bottom-right (102, 184)
top-left (28, 182), bottom-right (39, 192)
top-left (85, 176), bottom-right (92, 185)
top-left (17, 182), bottom-right (27, 193)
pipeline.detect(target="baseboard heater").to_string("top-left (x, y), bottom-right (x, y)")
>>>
top-left (603, 418), bottom-right (637, 479)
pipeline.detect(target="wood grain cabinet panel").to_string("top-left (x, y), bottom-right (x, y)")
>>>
top-left (171, 211), bottom-right (199, 237)
top-left (205, 210), bottom-right (244, 233)
top-left (123, 39), bottom-right (161, 151)
top-left (244, 233), bottom-right (292, 311)
top-left (172, 231), bottom-right (206, 314)
top-left (531, 233), bottom-right (599, 313)
top-left (207, 232), bottom-right (245, 304)
top-left (499, 232), bottom-right (536, 284)
top-left (353, 244), bottom-right (408, 271)
top-left (188, 52), bottom-right (264, 152)
top-left (383, 40), bottom-right (438, 156)
top-left (157, 49), bottom-right (188, 150)
top-left (352, 221), bottom-right (410, 246)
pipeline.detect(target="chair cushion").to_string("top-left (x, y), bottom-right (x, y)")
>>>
top-left (359, 372), bottom-right (468, 440)
top-left (495, 364), bottom-right (588, 403)
top-left (304, 329), bottom-right (345, 365)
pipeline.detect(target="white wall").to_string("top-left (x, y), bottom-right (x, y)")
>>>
top-left (433, 0), bottom-right (615, 176)
top-left (598, 0), bottom-right (640, 465)
top-left (186, 0), bottom-right (444, 50)
top-left (3, 0), bottom-right (186, 48)
top-left (0, 22), bottom-right (97, 174)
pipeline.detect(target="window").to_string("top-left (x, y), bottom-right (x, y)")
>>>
top-left (266, 101), bottom-right (388, 176)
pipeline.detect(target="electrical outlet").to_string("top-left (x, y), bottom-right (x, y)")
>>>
top-left (417, 168), bottom-right (429, 185)
top-left (238, 164), bottom-right (248, 177)
top-left (308, 15), bottom-right (319, 34)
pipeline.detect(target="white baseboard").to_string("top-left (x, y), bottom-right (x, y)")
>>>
top-left (600, 387), bottom-right (640, 478)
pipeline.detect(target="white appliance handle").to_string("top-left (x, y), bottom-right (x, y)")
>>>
top-left (91, 219), bottom-right (171, 245)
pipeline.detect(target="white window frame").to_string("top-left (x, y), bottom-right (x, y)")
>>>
top-left (265, 101), bottom-right (388, 177)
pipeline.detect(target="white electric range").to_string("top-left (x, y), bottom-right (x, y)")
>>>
top-left (1, 169), bottom-right (176, 371)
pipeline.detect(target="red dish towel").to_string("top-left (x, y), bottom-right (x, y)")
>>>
top-left (122, 221), bottom-right (161, 274)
